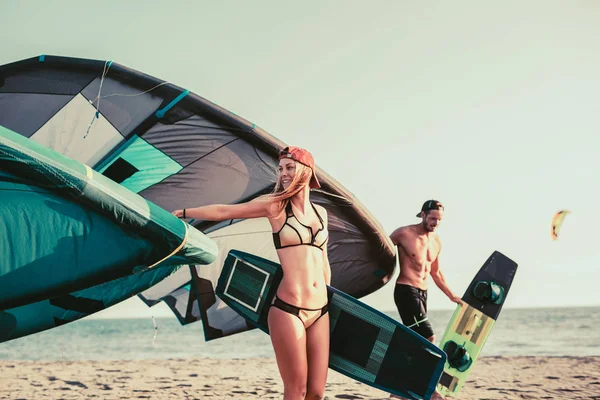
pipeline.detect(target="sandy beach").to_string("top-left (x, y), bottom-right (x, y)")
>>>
top-left (1, 356), bottom-right (598, 400)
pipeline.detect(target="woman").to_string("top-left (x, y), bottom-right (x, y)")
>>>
top-left (172, 146), bottom-right (331, 400)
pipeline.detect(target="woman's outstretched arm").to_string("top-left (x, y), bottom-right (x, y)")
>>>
top-left (173, 198), bottom-right (276, 221)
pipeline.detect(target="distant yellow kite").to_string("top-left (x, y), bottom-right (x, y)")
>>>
top-left (551, 210), bottom-right (571, 240)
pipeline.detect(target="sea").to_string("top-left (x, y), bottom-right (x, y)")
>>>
top-left (1, 307), bottom-right (598, 361)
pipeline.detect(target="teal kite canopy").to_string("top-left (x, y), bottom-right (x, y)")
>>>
top-left (0, 124), bottom-right (217, 343)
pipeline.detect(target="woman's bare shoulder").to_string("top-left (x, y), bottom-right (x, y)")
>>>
top-left (313, 203), bottom-right (327, 215)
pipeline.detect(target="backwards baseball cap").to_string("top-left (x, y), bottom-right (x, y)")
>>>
top-left (416, 200), bottom-right (444, 218)
top-left (278, 146), bottom-right (321, 189)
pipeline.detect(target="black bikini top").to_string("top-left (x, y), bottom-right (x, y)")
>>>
top-left (272, 202), bottom-right (328, 251)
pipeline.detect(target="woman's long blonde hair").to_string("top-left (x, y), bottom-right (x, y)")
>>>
top-left (261, 161), bottom-right (313, 213)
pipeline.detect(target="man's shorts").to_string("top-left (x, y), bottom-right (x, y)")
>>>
top-left (394, 283), bottom-right (434, 339)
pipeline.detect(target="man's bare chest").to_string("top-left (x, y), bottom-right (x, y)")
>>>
top-left (401, 237), bottom-right (439, 264)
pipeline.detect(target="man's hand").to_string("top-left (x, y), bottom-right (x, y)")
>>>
top-left (450, 294), bottom-right (463, 305)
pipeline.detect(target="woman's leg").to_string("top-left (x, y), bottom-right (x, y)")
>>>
top-left (268, 307), bottom-right (308, 400)
top-left (305, 312), bottom-right (330, 400)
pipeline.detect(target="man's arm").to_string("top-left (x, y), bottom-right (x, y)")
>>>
top-left (430, 257), bottom-right (462, 304)
top-left (389, 226), bottom-right (405, 246)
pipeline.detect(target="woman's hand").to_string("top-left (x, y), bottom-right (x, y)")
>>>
top-left (172, 209), bottom-right (186, 218)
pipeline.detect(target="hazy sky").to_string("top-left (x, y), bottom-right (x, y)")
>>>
top-left (2, 1), bottom-right (599, 319)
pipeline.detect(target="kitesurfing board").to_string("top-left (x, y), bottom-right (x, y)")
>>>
top-left (436, 251), bottom-right (518, 397)
top-left (216, 250), bottom-right (447, 400)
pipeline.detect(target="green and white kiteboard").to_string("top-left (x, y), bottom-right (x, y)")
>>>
top-left (437, 251), bottom-right (518, 397)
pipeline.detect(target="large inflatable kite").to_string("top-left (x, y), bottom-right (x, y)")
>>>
top-left (0, 55), bottom-right (396, 343)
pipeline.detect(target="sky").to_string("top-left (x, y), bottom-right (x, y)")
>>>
top-left (1, 1), bottom-right (599, 319)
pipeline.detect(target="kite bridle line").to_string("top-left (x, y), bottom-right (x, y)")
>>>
top-left (83, 60), bottom-right (171, 139)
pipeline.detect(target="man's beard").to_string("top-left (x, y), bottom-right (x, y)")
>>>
top-left (423, 221), bottom-right (436, 232)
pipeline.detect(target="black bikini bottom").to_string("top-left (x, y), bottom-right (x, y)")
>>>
top-left (270, 295), bottom-right (329, 329)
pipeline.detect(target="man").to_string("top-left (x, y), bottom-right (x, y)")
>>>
top-left (389, 200), bottom-right (462, 400)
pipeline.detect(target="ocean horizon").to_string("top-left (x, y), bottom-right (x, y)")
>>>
top-left (1, 305), bottom-right (598, 361)
top-left (87, 304), bottom-right (600, 319)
